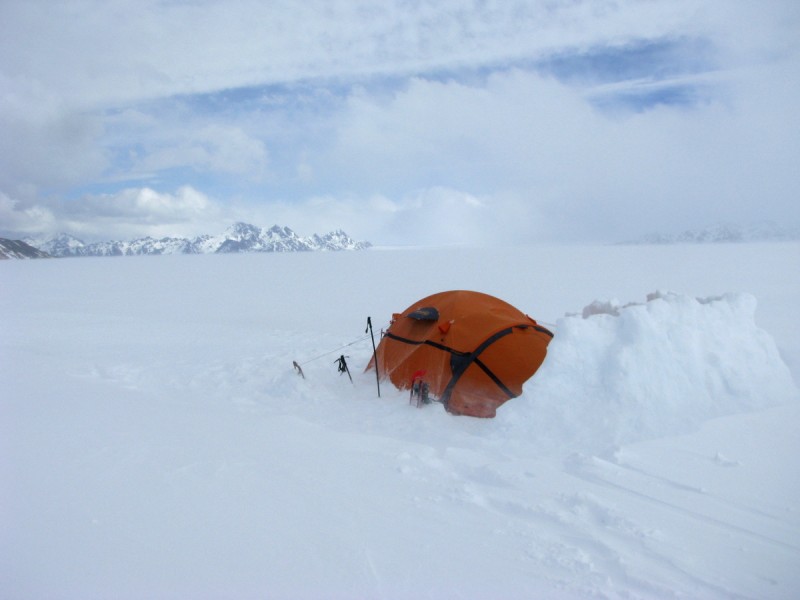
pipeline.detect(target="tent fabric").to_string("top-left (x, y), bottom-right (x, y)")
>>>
top-left (370, 290), bottom-right (553, 418)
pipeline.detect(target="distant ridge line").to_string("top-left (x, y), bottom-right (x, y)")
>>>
top-left (23, 223), bottom-right (372, 258)
top-left (619, 222), bottom-right (800, 245)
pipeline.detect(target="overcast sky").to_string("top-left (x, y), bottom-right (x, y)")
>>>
top-left (1, 0), bottom-right (798, 245)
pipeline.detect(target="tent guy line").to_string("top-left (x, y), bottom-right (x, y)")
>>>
top-left (293, 333), bottom-right (372, 369)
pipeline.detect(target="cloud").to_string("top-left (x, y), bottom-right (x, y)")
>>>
top-left (222, 187), bottom-right (543, 247)
top-left (329, 72), bottom-right (593, 194)
top-left (134, 124), bottom-right (269, 180)
top-left (1, 1), bottom-right (798, 244)
top-left (0, 191), bottom-right (58, 238)
top-left (0, 0), bottom-right (719, 108)
top-left (1, 186), bottom-right (224, 242)
top-left (8, 54), bottom-right (796, 246)
top-left (367, 187), bottom-right (539, 247)
top-left (0, 78), bottom-right (108, 198)
top-left (320, 62), bottom-right (800, 241)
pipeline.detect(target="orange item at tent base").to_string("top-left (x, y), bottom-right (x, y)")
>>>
top-left (368, 290), bottom-right (554, 418)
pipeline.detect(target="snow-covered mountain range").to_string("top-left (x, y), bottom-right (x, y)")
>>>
top-left (0, 238), bottom-right (52, 259)
top-left (24, 223), bottom-right (371, 258)
top-left (623, 222), bottom-right (800, 245)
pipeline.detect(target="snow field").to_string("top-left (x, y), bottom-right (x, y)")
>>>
top-left (1, 242), bottom-right (799, 599)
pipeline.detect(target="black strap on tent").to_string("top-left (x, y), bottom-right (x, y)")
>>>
top-left (441, 327), bottom-right (516, 404)
top-left (384, 332), bottom-right (459, 354)
top-left (533, 324), bottom-right (555, 337)
top-left (385, 323), bottom-right (551, 407)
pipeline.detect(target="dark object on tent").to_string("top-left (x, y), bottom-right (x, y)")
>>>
top-left (408, 307), bottom-right (439, 321)
top-left (367, 290), bottom-right (553, 418)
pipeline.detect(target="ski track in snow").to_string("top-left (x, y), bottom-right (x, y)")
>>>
top-left (1, 243), bottom-right (799, 600)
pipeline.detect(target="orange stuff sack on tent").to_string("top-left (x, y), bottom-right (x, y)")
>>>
top-left (368, 290), bottom-right (554, 418)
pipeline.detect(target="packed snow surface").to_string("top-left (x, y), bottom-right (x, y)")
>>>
top-left (2, 243), bottom-right (799, 599)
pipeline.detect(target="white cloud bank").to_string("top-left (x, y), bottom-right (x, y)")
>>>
top-left (1, 0), bottom-right (798, 244)
top-left (1, 187), bottom-right (223, 242)
top-left (0, 0), bottom-right (711, 108)
top-left (135, 125), bottom-right (269, 180)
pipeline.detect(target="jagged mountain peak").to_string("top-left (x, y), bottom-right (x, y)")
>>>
top-left (0, 238), bottom-right (52, 259)
top-left (23, 233), bottom-right (87, 256)
top-left (227, 221), bottom-right (261, 234)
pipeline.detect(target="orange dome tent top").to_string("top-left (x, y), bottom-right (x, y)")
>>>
top-left (368, 290), bottom-right (553, 418)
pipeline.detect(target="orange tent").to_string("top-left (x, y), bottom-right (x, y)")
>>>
top-left (369, 290), bottom-right (553, 418)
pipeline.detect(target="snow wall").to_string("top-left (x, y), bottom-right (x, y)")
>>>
top-left (499, 292), bottom-right (798, 455)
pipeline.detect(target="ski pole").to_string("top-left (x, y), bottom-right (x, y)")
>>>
top-left (366, 317), bottom-right (381, 397)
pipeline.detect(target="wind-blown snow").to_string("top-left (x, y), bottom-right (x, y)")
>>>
top-left (1, 243), bottom-right (798, 599)
top-left (515, 291), bottom-right (797, 456)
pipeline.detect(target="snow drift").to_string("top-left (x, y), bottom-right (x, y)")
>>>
top-left (502, 291), bottom-right (797, 455)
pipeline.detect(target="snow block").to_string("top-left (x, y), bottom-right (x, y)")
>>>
top-left (514, 292), bottom-right (798, 453)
